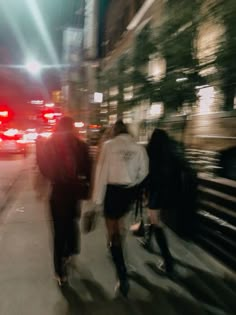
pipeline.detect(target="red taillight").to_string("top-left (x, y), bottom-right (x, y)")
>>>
top-left (0, 111), bottom-right (9, 118)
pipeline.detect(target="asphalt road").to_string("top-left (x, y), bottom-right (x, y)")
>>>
top-left (0, 153), bottom-right (235, 315)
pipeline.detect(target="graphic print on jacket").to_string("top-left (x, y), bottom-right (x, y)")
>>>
top-left (118, 150), bottom-right (136, 162)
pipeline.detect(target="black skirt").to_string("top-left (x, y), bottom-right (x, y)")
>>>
top-left (104, 184), bottom-right (136, 219)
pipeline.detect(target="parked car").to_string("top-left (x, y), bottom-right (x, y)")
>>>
top-left (0, 128), bottom-right (27, 156)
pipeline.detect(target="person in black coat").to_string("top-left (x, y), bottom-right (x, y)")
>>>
top-left (38, 117), bottom-right (92, 286)
top-left (142, 128), bottom-right (182, 273)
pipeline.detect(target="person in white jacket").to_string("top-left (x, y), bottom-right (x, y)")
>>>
top-left (93, 120), bottom-right (148, 297)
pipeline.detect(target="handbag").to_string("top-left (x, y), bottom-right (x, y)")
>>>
top-left (81, 201), bottom-right (98, 234)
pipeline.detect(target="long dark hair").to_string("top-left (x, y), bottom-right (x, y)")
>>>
top-left (147, 128), bottom-right (171, 161)
top-left (56, 116), bottom-right (74, 133)
top-left (113, 119), bottom-right (129, 137)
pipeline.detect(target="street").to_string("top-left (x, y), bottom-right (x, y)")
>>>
top-left (0, 153), bottom-right (235, 315)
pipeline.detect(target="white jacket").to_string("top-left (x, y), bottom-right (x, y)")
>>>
top-left (92, 134), bottom-right (149, 205)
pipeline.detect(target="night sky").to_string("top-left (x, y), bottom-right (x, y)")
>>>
top-left (0, 0), bottom-right (82, 65)
top-left (0, 0), bottom-right (83, 118)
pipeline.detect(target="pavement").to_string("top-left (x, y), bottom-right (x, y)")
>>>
top-left (0, 153), bottom-right (28, 211)
top-left (0, 154), bottom-right (236, 315)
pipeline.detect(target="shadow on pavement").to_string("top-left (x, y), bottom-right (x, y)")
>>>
top-left (146, 259), bottom-right (236, 315)
top-left (58, 266), bottom-right (230, 315)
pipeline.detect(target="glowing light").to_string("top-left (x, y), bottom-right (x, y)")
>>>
top-left (148, 57), bottom-right (166, 81)
top-left (17, 139), bottom-right (27, 144)
top-left (44, 113), bottom-right (54, 120)
top-left (26, 60), bottom-right (42, 74)
top-left (149, 103), bottom-right (164, 117)
top-left (176, 77), bottom-right (188, 82)
top-left (94, 92), bottom-right (103, 103)
top-left (4, 129), bottom-right (18, 137)
top-left (53, 112), bottom-right (62, 117)
top-left (24, 132), bottom-right (38, 141)
top-left (198, 86), bottom-right (215, 113)
top-left (26, 128), bottom-right (36, 132)
top-left (89, 124), bottom-right (100, 129)
top-left (45, 103), bottom-right (55, 108)
top-left (2, 3), bottom-right (28, 58)
top-left (74, 122), bottom-right (85, 128)
top-left (100, 110), bottom-right (108, 114)
top-left (25, 0), bottom-right (59, 65)
top-left (0, 111), bottom-right (9, 118)
top-left (40, 132), bottom-right (52, 138)
top-left (48, 119), bottom-right (56, 124)
top-left (31, 100), bottom-right (44, 105)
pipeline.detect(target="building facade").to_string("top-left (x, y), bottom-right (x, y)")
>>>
top-left (97, 0), bottom-right (236, 143)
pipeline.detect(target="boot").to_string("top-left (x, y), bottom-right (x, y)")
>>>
top-left (154, 227), bottom-right (173, 273)
top-left (110, 240), bottom-right (129, 297)
top-left (139, 224), bottom-right (153, 252)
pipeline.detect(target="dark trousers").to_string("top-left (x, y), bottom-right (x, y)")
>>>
top-left (50, 187), bottom-right (80, 277)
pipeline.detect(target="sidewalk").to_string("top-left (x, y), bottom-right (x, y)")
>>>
top-left (0, 156), bottom-right (25, 211)
top-left (0, 166), bottom-right (235, 315)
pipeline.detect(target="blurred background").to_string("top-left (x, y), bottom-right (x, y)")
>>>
top-left (0, 0), bottom-right (235, 271)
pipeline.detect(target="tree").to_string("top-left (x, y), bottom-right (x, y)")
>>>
top-left (215, 0), bottom-right (236, 110)
top-left (155, 0), bottom-right (202, 113)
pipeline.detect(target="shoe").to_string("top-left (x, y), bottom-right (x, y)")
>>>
top-left (55, 275), bottom-right (68, 287)
top-left (156, 261), bottom-right (174, 275)
top-left (154, 227), bottom-right (173, 273)
top-left (139, 239), bottom-right (153, 252)
top-left (115, 279), bottom-right (130, 297)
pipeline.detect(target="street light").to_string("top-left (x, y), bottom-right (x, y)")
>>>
top-left (25, 60), bottom-right (42, 75)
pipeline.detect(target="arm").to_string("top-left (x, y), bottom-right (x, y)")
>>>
top-left (92, 142), bottom-right (109, 205)
top-left (136, 145), bottom-right (149, 185)
top-left (82, 141), bottom-right (92, 184)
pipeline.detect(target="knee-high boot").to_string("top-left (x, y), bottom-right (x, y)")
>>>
top-left (140, 224), bottom-right (154, 251)
top-left (154, 227), bottom-right (173, 273)
top-left (110, 236), bottom-right (129, 297)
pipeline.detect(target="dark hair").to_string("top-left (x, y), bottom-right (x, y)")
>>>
top-left (147, 128), bottom-right (170, 159)
top-left (113, 119), bottom-right (128, 137)
top-left (56, 116), bottom-right (74, 133)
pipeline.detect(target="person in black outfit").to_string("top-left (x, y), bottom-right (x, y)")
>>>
top-left (38, 117), bottom-right (91, 286)
top-left (142, 128), bottom-right (181, 273)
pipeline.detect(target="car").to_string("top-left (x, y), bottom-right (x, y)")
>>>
top-left (0, 128), bottom-right (27, 156)
top-left (23, 128), bottom-right (38, 143)
top-left (37, 126), bottom-right (54, 139)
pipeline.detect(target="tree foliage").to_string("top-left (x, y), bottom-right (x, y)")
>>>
top-left (215, 0), bottom-right (236, 110)
top-left (97, 0), bottom-right (236, 117)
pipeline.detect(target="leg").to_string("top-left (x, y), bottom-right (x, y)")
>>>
top-left (50, 198), bottom-right (68, 285)
top-left (52, 219), bottom-right (67, 279)
top-left (105, 218), bottom-right (129, 297)
top-left (65, 199), bottom-right (80, 258)
top-left (65, 217), bottom-right (80, 258)
top-left (149, 209), bottom-right (173, 273)
top-left (140, 221), bottom-right (154, 251)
